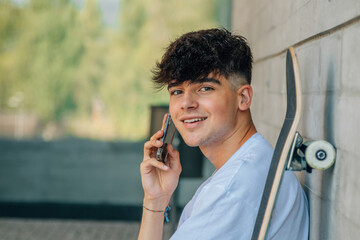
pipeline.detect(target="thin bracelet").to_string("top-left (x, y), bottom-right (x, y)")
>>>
top-left (143, 205), bottom-right (171, 222)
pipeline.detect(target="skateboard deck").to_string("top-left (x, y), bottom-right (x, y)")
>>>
top-left (251, 47), bottom-right (302, 240)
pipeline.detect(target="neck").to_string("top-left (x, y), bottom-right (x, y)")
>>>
top-left (200, 118), bottom-right (257, 170)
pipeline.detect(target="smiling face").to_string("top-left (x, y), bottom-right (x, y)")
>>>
top-left (168, 74), bottom-right (243, 148)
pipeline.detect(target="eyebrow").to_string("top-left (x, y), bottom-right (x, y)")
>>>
top-left (167, 77), bottom-right (221, 90)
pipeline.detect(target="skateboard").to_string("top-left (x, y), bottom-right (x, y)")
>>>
top-left (251, 47), bottom-right (336, 240)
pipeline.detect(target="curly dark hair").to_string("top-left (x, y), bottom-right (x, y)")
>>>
top-left (152, 28), bottom-right (253, 90)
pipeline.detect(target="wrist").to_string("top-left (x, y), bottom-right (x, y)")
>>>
top-left (143, 195), bottom-right (171, 211)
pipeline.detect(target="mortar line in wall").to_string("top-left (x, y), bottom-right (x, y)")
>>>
top-left (254, 14), bottom-right (360, 64)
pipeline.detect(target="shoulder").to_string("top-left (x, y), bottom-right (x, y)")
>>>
top-left (228, 133), bottom-right (274, 186)
top-left (203, 133), bottom-right (274, 206)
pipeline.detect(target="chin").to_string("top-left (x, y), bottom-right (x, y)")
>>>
top-left (181, 135), bottom-right (203, 147)
top-left (184, 141), bottom-right (199, 147)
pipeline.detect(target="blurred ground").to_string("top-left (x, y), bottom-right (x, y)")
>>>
top-left (0, 218), bottom-right (172, 240)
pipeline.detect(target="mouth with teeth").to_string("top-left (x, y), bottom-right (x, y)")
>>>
top-left (183, 117), bottom-right (207, 124)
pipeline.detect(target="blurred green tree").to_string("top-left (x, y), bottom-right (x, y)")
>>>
top-left (0, 1), bottom-right (23, 109)
top-left (75, 0), bottom-right (106, 117)
top-left (0, 0), bottom-right (225, 140)
top-left (10, 0), bottom-right (83, 122)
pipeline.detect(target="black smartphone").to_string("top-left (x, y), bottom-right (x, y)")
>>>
top-left (156, 114), bottom-right (177, 163)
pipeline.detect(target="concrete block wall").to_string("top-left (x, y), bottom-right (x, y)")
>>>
top-left (232, 0), bottom-right (360, 239)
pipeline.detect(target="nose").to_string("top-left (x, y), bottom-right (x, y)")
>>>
top-left (181, 91), bottom-right (198, 110)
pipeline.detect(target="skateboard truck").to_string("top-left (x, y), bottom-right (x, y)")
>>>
top-left (286, 132), bottom-right (336, 173)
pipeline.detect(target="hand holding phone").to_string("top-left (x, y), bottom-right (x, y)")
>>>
top-left (156, 114), bottom-right (177, 163)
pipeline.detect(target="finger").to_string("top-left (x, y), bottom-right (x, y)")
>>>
top-left (144, 139), bottom-right (163, 158)
top-left (161, 113), bottom-right (169, 130)
top-left (144, 139), bottom-right (163, 150)
top-left (150, 129), bottom-right (164, 141)
top-left (141, 158), bottom-right (169, 174)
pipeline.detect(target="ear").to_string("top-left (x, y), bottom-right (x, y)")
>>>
top-left (237, 85), bottom-right (253, 111)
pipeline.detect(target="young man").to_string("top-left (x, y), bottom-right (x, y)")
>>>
top-left (138, 28), bottom-right (309, 240)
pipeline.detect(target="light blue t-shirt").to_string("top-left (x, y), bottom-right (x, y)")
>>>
top-left (170, 133), bottom-right (309, 240)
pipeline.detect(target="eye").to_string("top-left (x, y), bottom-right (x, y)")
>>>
top-left (170, 89), bottom-right (183, 95)
top-left (200, 86), bottom-right (214, 92)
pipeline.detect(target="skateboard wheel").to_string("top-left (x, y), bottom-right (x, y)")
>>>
top-left (304, 140), bottom-right (336, 170)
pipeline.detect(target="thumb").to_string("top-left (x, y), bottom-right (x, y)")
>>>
top-left (167, 144), bottom-right (182, 173)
